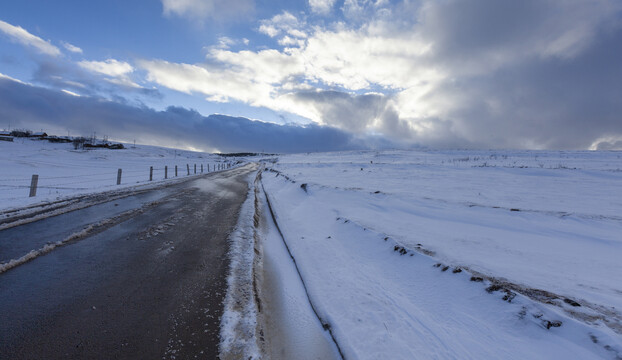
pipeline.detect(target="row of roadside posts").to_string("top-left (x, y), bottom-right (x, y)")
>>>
top-left (29, 162), bottom-right (232, 197)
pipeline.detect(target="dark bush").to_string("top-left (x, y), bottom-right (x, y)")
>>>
top-left (72, 137), bottom-right (87, 149)
top-left (10, 129), bottom-right (31, 137)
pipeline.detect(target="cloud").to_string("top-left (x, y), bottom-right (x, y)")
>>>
top-left (139, 59), bottom-right (270, 104)
top-left (0, 76), bottom-right (380, 153)
top-left (594, 139), bottom-right (622, 150)
top-left (78, 59), bottom-right (133, 77)
top-left (0, 71), bottom-right (28, 85)
top-left (309, 0), bottom-right (337, 14)
top-left (0, 21), bottom-right (150, 98)
top-left (141, 0), bottom-right (622, 149)
top-left (77, 59), bottom-right (142, 89)
top-left (258, 11), bottom-right (306, 41)
top-left (0, 20), bottom-right (61, 57)
top-left (161, 0), bottom-right (254, 22)
top-left (61, 89), bottom-right (80, 97)
top-left (138, 57), bottom-right (311, 119)
top-left (61, 41), bottom-right (83, 54)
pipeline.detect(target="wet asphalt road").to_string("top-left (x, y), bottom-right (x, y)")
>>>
top-left (0, 164), bottom-right (256, 359)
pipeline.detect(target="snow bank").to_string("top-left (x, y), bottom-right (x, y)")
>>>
top-left (219, 172), bottom-right (262, 360)
top-left (256, 173), bottom-right (342, 360)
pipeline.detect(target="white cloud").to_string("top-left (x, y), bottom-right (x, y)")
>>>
top-left (258, 24), bottom-right (279, 37)
top-left (0, 72), bottom-right (28, 85)
top-left (258, 11), bottom-right (304, 39)
top-left (309, 0), bottom-right (336, 14)
top-left (77, 59), bottom-right (143, 89)
top-left (0, 20), bottom-right (61, 57)
top-left (278, 36), bottom-right (305, 47)
top-left (161, 0), bottom-right (254, 21)
top-left (62, 41), bottom-right (83, 54)
top-left (139, 58), bottom-right (315, 120)
top-left (78, 59), bottom-right (133, 77)
top-left (145, 0), bottom-right (622, 149)
top-left (105, 77), bottom-right (142, 89)
top-left (61, 89), bottom-right (81, 97)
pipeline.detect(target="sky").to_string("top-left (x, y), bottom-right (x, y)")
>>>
top-left (1, 0), bottom-right (621, 152)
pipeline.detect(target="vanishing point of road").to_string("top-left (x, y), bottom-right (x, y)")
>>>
top-left (0, 164), bottom-right (257, 359)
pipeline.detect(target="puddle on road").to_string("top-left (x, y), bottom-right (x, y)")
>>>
top-left (192, 177), bottom-right (244, 200)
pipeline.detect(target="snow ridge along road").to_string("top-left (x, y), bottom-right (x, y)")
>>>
top-left (261, 178), bottom-right (345, 359)
top-left (0, 164), bottom-right (257, 359)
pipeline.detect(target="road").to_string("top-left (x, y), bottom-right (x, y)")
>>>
top-left (0, 163), bottom-right (257, 359)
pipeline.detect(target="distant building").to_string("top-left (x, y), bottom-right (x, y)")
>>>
top-left (47, 136), bottom-right (73, 143)
top-left (0, 130), bottom-right (11, 136)
top-left (30, 132), bottom-right (48, 138)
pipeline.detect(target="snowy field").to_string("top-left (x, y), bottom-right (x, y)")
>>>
top-left (3, 141), bottom-right (622, 358)
top-left (259, 150), bottom-right (622, 359)
top-left (0, 138), bottom-right (232, 212)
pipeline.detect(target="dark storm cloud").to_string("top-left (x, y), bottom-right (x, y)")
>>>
top-left (292, 90), bottom-right (417, 142)
top-left (293, 91), bottom-right (387, 133)
top-left (408, 0), bottom-right (622, 149)
top-left (0, 77), bottom-right (375, 153)
top-left (31, 59), bottom-right (162, 102)
top-left (429, 19), bottom-right (622, 149)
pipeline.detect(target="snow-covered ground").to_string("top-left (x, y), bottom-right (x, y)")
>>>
top-left (259, 150), bottom-right (622, 359)
top-left (3, 141), bottom-right (622, 358)
top-left (0, 138), bottom-right (234, 211)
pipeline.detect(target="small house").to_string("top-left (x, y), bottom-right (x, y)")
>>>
top-left (31, 132), bottom-right (48, 138)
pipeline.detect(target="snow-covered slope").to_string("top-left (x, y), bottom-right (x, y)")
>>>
top-left (260, 149), bottom-right (622, 359)
top-left (0, 138), bottom-right (230, 211)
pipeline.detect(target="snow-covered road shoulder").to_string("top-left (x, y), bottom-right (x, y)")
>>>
top-left (219, 170), bottom-right (262, 359)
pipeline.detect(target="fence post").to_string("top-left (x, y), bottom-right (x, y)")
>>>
top-left (150, 166), bottom-right (153, 181)
top-left (201, 164), bottom-right (203, 173)
top-left (165, 166), bottom-right (168, 179)
top-left (117, 169), bottom-right (122, 185)
top-left (194, 164), bottom-right (196, 174)
top-left (175, 165), bottom-right (178, 177)
top-left (208, 164), bottom-right (210, 172)
top-left (187, 164), bottom-right (190, 176)
top-left (29, 174), bottom-right (39, 197)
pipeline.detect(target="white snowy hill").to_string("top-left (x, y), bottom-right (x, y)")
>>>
top-left (0, 137), bottom-right (229, 211)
